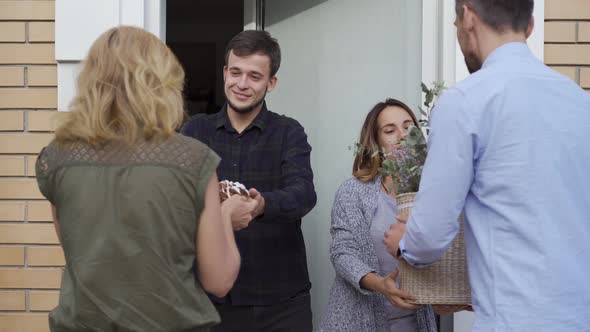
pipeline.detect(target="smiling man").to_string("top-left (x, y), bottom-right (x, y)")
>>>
top-left (182, 30), bottom-right (317, 332)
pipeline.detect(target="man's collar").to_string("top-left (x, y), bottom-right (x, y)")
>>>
top-left (215, 105), bottom-right (230, 130)
top-left (250, 102), bottom-right (270, 131)
top-left (216, 102), bottom-right (270, 132)
top-left (482, 42), bottom-right (531, 69)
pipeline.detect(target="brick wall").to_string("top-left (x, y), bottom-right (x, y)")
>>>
top-left (0, 1), bottom-right (61, 331)
top-left (545, 0), bottom-right (590, 91)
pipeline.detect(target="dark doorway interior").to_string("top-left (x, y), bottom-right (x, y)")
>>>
top-left (167, 0), bottom-right (244, 115)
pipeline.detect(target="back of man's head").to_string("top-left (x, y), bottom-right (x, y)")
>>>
top-left (455, 0), bottom-right (534, 33)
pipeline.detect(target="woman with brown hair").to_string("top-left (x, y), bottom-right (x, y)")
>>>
top-left (317, 99), bottom-right (436, 332)
top-left (35, 26), bottom-right (255, 331)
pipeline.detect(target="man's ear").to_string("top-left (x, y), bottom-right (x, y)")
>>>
top-left (267, 76), bottom-right (278, 93)
top-left (525, 15), bottom-right (535, 39)
top-left (223, 65), bottom-right (228, 82)
top-left (462, 4), bottom-right (477, 31)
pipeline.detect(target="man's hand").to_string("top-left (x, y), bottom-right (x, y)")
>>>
top-left (248, 188), bottom-right (266, 218)
top-left (384, 217), bottom-right (407, 257)
top-left (221, 195), bottom-right (259, 231)
top-left (396, 214), bottom-right (408, 224)
top-left (380, 270), bottom-right (418, 310)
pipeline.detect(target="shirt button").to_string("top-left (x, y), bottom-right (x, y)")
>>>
top-left (233, 163), bottom-right (238, 167)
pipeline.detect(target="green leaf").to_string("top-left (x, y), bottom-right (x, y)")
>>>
top-left (421, 82), bottom-right (429, 94)
top-left (426, 92), bottom-right (434, 105)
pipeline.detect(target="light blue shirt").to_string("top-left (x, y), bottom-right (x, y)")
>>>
top-left (399, 42), bottom-right (590, 332)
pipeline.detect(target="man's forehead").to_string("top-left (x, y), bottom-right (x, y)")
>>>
top-left (228, 51), bottom-right (271, 66)
top-left (226, 51), bottom-right (275, 77)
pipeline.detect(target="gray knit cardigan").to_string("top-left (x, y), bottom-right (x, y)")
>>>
top-left (316, 177), bottom-right (437, 332)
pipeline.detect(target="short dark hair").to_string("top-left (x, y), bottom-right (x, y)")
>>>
top-left (456, 0), bottom-right (534, 33)
top-left (224, 30), bottom-right (281, 77)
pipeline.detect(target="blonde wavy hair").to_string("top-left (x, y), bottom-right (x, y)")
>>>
top-left (54, 26), bottom-right (185, 145)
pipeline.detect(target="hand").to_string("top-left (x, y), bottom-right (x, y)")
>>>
top-left (384, 221), bottom-right (407, 257)
top-left (248, 188), bottom-right (266, 218)
top-left (396, 214), bottom-right (408, 224)
top-left (379, 270), bottom-right (418, 310)
top-left (432, 305), bottom-right (473, 315)
top-left (221, 195), bottom-right (259, 231)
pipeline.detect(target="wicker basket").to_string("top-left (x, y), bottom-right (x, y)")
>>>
top-left (396, 192), bottom-right (472, 305)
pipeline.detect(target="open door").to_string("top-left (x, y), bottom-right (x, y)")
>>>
top-left (166, 0), bottom-right (244, 115)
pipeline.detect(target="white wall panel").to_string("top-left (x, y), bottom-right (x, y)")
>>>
top-left (56, 0), bottom-right (164, 111)
top-left (121, 0), bottom-right (144, 28)
top-left (55, 0), bottom-right (119, 61)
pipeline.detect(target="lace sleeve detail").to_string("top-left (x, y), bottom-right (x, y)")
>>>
top-left (34, 135), bottom-right (218, 204)
top-left (197, 149), bottom-right (220, 185)
top-left (188, 141), bottom-right (220, 206)
top-left (35, 143), bottom-right (56, 202)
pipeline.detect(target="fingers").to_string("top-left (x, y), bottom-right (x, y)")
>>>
top-left (246, 197), bottom-right (259, 208)
top-left (392, 297), bottom-right (419, 310)
top-left (383, 237), bottom-right (395, 255)
top-left (385, 270), bottom-right (416, 301)
top-left (383, 230), bottom-right (398, 255)
top-left (388, 269), bottom-right (399, 280)
top-left (385, 292), bottom-right (418, 310)
top-left (392, 288), bottom-right (415, 301)
top-left (388, 223), bottom-right (406, 232)
top-left (233, 223), bottom-right (247, 231)
top-left (382, 270), bottom-right (419, 310)
top-left (247, 199), bottom-right (260, 217)
top-left (248, 188), bottom-right (260, 198)
top-left (227, 196), bottom-right (257, 231)
top-left (396, 215), bottom-right (408, 224)
top-left (226, 195), bottom-right (254, 209)
top-left (225, 194), bottom-right (241, 203)
top-left (233, 214), bottom-right (253, 231)
top-left (232, 195), bottom-right (258, 210)
top-left (384, 225), bottom-right (396, 240)
top-left (383, 223), bottom-right (406, 251)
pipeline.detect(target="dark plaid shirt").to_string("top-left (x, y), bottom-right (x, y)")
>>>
top-left (182, 104), bottom-right (317, 305)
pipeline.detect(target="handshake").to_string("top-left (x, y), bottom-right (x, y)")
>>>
top-left (219, 180), bottom-right (264, 231)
